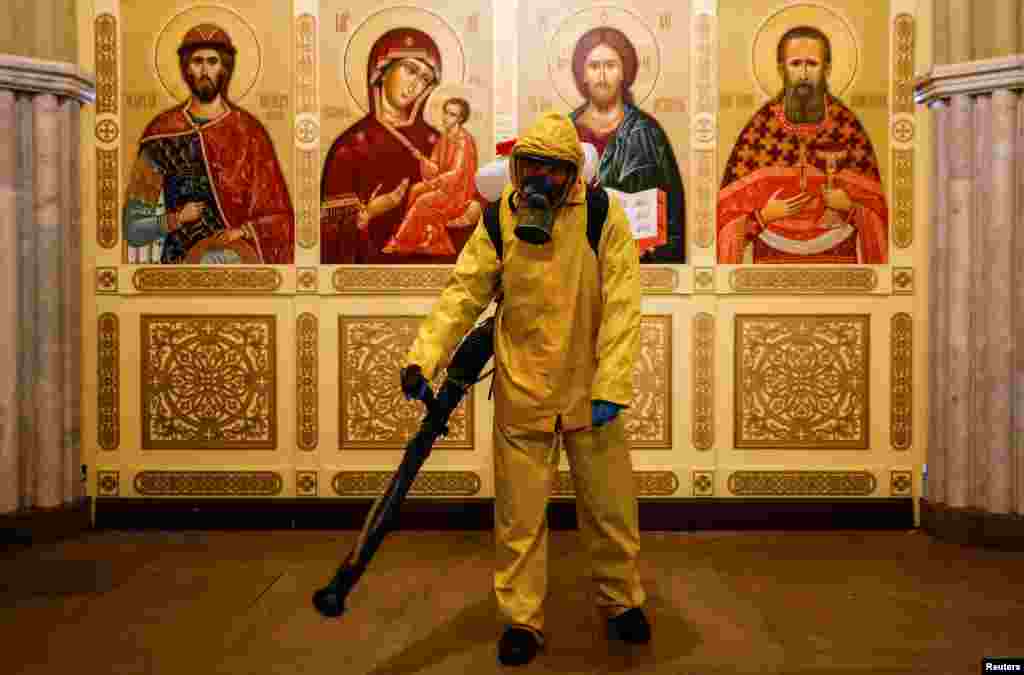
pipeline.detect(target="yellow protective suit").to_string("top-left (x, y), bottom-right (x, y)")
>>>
top-left (405, 112), bottom-right (645, 638)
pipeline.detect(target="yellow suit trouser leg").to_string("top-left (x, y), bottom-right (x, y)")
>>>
top-left (493, 416), bottom-right (645, 637)
top-left (563, 415), bottom-right (646, 619)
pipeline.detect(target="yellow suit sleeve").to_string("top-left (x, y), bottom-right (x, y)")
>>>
top-left (591, 196), bottom-right (641, 407)
top-left (405, 220), bottom-right (501, 381)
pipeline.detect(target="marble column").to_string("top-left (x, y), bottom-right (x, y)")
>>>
top-left (916, 55), bottom-right (1024, 549)
top-left (0, 54), bottom-right (94, 518)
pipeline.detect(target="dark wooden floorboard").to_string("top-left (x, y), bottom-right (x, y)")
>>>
top-left (2, 529), bottom-right (1021, 674)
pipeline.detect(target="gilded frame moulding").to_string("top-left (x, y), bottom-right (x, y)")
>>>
top-left (691, 313), bottom-right (715, 450)
top-left (296, 470), bottom-right (318, 497)
top-left (297, 313), bottom-right (318, 450)
top-left (96, 267), bottom-right (118, 293)
top-left (133, 471), bottom-right (284, 496)
top-left (727, 470), bottom-right (878, 496)
top-left (729, 268), bottom-right (879, 294)
top-left (132, 268), bottom-right (284, 293)
top-left (552, 471), bottom-right (679, 497)
top-left (294, 13), bottom-right (319, 250)
top-left (332, 471), bottom-right (481, 496)
top-left (889, 469), bottom-right (913, 496)
top-left (627, 315), bottom-right (673, 449)
top-left (891, 13), bottom-right (916, 248)
top-left (94, 13), bottom-right (119, 249)
top-left (97, 313), bottom-right (119, 450)
top-left (734, 314), bottom-right (870, 449)
top-left (97, 470), bottom-right (120, 497)
top-left (890, 313), bottom-right (913, 450)
top-left (892, 267), bottom-right (914, 294)
top-left (692, 470), bottom-right (714, 497)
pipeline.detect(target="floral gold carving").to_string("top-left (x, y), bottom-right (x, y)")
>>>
top-left (889, 470), bottom-right (912, 496)
top-left (297, 313), bottom-right (318, 450)
top-left (132, 268), bottom-right (283, 293)
top-left (95, 118), bottom-right (119, 144)
top-left (333, 267), bottom-right (453, 293)
top-left (552, 471), bottom-right (678, 496)
top-left (730, 268), bottom-right (878, 293)
top-left (694, 267), bottom-right (714, 292)
top-left (97, 148), bottom-right (118, 248)
top-left (94, 14), bottom-right (118, 115)
top-left (727, 470), bottom-right (877, 496)
top-left (339, 317), bottom-right (472, 449)
top-left (893, 267), bottom-right (914, 294)
top-left (640, 268), bottom-right (678, 293)
top-left (97, 470), bottom-right (119, 496)
top-left (694, 13), bottom-right (715, 114)
top-left (332, 471), bottom-right (481, 495)
top-left (893, 149), bottom-right (914, 248)
top-left (96, 267), bottom-right (118, 293)
top-left (625, 316), bottom-right (671, 448)
top-left (133, 471), bottom-right (283, 495)
top-left (735, 315), bottom-right (869, 448)
top-left (141, 316), bottom-right (277, 449)
top-left (692, 313), bottom-right (714, 450)
top-left (297, 267), bottom-right (318, 292)
top-left (98, 314), bottom-right (119, 450)
top-left (296, 470), bottom-right (318, 497)
top-left (295, 15), bottom-right (317, 114)
top-left (891, 313), bottom-right (912, 450)
top-left (693, 150), bottom-right (715, 247)
top-left (893, 15), bottom-right (915, 115)
top-left (692, 470), bottom-right (714, 497)
top-left (297, 149), bottom-right (318, 248)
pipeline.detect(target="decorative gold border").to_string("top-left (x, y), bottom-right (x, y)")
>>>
top-left (629, 315), bottom-right (673, 449)
top-left (94, 14), bottom-right (118, 115)
top-left (692, 470), bottom-right (714, 497)
top-left (98, 313), bottom-right (119, 450)
top-left (297, 313), bottom-right (318, 450)
top-left (332, 471), bottom-right (481, 496)
top-left (552, 471), bottom-right (679, 496)
top-left (890, 313), bottom-right (912, 450)
top-left (297, 267), bottom-right (318, 292)
top-left (133, 471), bottom-right (284, 496)
top-left (692, 149), bottom-right (715, 248)
top-left (692, 312), bottom-right (714, 450)
top-left (96, 267), bottom-right (118, 293)
top-left (296, 149), bottom-right (318, 249)
top-left (296, 470), bottom-right (318, 497)
top-left (97, 470), bottom-right (120, 496)
top-left (893, 267), bottom-right (914, 294)
top-left (893, 14), bottom-right (915, 115)
top-left (132, 268), bottom-right (283, 292)
top-left (889, 470), bottom-right (912, 496)
top-left (295, 14), bottom-right (317, 115)
top-left (693, 267), bottom-right (714, 293)
top-left (892, 149), bottom-right (914, 248)
top-left (331, 267), bottom-right (679, 293)
top-left (727, 470), bottom-right (878, 496)
top-left (96, 148), bottom-right (118, 249)
top-left (729, 268), bottom-right (878, 293)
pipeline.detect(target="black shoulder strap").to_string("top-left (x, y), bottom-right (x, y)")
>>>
top-left (585, 184), bottom-right (609, 257)
top-left (483, 199), bottom-right (503, 260)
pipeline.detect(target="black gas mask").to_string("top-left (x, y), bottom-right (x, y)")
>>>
top-left (511, 154), bottom-right (576, 245)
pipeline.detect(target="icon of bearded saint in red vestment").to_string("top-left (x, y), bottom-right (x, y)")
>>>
top-left (717, 26), bottom-right (888, 265)
top-left (123, 24), bottom-right (295, 264)
top-left (320, 28), bottom-right (483, 265)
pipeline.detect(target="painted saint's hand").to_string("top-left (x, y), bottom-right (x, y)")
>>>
top-left (759, 188), bottom-right (813, 224)
top-left (178, 201), bottom-right (205, 225)
top-left (216, 228), bottom-right (245, 244)
top-left (823, 188), bottom-right (854, 214)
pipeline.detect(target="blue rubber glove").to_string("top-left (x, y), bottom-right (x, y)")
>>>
top-left (400, 364), bottom-right (429, 401)
top-left (591, 400), bottom-right (624, 427)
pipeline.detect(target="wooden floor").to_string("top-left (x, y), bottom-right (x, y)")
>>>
top-left (2, 528), bottom-right (1022, 674)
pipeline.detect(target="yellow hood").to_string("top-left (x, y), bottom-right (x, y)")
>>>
top-left (511, 112), bottom-right (583, 174)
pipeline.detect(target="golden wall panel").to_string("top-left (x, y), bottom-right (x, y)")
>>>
top-left (132, 268), bottom-right (283, 293)
top-left (134, 471), bottom-right (284, 495)
top-left (735, 315), bottom-right (870, 449)
top-left (97, 313), bottom-right (119, 450)
top-left (97, 471), bottom-right (120, 496)
top-left (552, 471), bottom-right (679, 496)
top-left (339, 317), bottom-right (472, 450)
top-left (94, 14), bottom-right (118, 115)
top-left (297, 313), bottom-right (318, 450)
top-left (727, 470), bottom-right (877, 496)
top-left (626, 316), bottom-right (672, 448)
top-left (141, 315), bottom-right (277, 449)
top-left (332, 267), bottom-right (679, 294)
top-left (730, 268), bottom-right (879, 293)
top-left (892, 149), bottom-right (914, 248)
top-left (96, 148), bottom-right (118, 249)
top-left (692, 312), bottom-right (714, 450)
top-left (890, 313), bottom-right (912, 450)
top-left (332, 471), bottom-right (481, 496)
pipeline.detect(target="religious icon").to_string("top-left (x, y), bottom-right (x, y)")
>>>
top-left (320, 23), bottom-right (484, 265)
top-left (567, 26), bottom-right (686, 263)
top-left (122, 23), bottom-right (295, 264)
top-left (717, 22), bottom-right (889, 264)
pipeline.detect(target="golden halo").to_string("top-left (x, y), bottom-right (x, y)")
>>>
top-left (154, 5), bottom-right (262, 104)
top-left (750, 2), bottom-right (859, 100)
top-left (423, 83), bottom-right (479, 130)
top-left (547, 5), bottom-right (660, 110)
top-left (343, 7), bottom-right (465, 114)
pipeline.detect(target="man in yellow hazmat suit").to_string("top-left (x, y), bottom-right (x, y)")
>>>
top-left (400, 111), bottom-right (650, 666)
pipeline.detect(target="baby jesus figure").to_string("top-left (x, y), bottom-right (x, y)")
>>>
top-left (383, 97), bottom-right (481, 256)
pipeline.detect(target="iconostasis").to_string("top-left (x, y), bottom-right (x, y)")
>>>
top-left (80, 0), bottom-right (929, 508)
